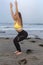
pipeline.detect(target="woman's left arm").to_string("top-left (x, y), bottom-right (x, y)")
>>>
top-left (15, 0), bottom-right (18, 14)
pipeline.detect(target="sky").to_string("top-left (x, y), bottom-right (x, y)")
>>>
top-left (0, 0), bottom-right (43, 24)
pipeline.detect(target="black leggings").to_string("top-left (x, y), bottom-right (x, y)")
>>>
top-left (13, 30), bottom-right (28, 52)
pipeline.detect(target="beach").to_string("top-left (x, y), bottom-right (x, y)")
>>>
top-left (0, 38), bottom-right (43, 65)
top-left (0, 0), bottom-right (43, 64)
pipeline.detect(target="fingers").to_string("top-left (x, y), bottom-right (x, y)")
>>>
top-left (10, 2), bottom-right (13, 9)
top-left (14, 0), bottom-right (18, 5)
top-left (15, 0), bottom-right (17, 2)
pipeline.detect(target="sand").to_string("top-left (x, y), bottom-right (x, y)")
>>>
top-left (0, 38), bottom-right (43, 65)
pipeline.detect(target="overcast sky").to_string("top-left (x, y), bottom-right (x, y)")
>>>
top-left (0, 0), bottom-right (43, 24)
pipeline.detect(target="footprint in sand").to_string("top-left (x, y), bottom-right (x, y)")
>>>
top-left (30, 40), bottom-right (36, 43)
top-left (18, 58), bottom-right (27, 65)
top-left (26, 49), bottom-right (33, 54)
top-left (39, 44), bottom-right (43, 47)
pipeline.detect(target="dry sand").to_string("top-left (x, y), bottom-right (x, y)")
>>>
top-left (0, 38), bottom-right (43, 65)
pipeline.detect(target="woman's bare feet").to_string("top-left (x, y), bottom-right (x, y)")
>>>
top-left (14, 51), bottom-right (19, 54)
top-left (16, 52), bottom-right (22, 55)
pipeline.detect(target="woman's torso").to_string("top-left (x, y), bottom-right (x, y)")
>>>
top-left (14, 20), bottom-right (23, 32)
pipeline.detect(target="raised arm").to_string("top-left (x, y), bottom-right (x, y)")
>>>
top-left (15, 0), bottom-right (18, 14)
top-left (10, 2), bottom-right (17, 20)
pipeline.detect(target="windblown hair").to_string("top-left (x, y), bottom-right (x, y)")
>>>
top-left (18, 12), bottom-right (23, 26)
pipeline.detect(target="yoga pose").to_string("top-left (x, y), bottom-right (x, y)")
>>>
top-left (10, 0), bottom-right (28, 55)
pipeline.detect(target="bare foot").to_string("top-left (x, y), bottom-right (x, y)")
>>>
top-left (14, 51), bottom-right (19, 54)
top-left (16, 52), bottom-right (22, 55)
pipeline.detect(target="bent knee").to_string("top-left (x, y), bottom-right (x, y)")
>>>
top-left (13, 38), bottom-right (16, 43)
top-left (13, 38), bottom-right (18, 43)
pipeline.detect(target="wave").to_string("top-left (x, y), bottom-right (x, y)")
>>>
top-left (0, 22), bottom-right (43, 25)
top-left (0, 23), bottom-right (43, 31)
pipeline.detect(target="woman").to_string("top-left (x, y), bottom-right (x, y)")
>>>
top-left (10, 0), bottom-right (28, 55)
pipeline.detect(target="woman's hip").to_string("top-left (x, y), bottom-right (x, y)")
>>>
top-left (18, 30), bottom-right (28, 37)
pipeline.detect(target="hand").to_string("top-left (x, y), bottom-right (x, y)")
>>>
top-left (14, 0), bottom-right (18, 6)
top-left (15, 0), bottom-right (17, 3)
top-left (10, 2), bottom-right (13, 9)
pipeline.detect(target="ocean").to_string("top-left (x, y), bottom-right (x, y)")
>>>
top-left (0, 23), bottom-right (43, 39)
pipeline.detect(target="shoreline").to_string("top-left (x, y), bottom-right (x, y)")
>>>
top-left (0, 30), bottom-right (43, 39)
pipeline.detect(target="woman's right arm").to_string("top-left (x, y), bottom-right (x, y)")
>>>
top-left (10, 3), bottom-right (17, 20)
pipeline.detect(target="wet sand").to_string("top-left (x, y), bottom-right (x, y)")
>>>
top-left (0, 38), bottom-right (43, 65)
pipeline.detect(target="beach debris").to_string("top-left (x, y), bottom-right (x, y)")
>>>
top-left (18, 58), bottom-right (27, 65)
top-left (39, 44), bottom-right (43, 47)
top-left (34, 35), bottom-right (41, 40)
top-left (30, 40), bottom-right (36, 43)
top-left (26, 49), bottom-right (32, 54)
top-left (5, 38), bottom-right (9, 39)
top-left (26, 37), bottom-right (31, 40)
